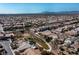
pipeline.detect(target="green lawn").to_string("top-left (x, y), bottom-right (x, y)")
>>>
top-left (28, 34), bottom-right (49, 50)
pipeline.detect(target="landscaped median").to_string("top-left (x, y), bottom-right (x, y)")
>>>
top-left (27, 32), bottom-right (52, 52)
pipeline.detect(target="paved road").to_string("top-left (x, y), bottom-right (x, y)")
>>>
top-left (0, 39), bottom-right (14, 55)
top-left (0, 24), bottom-right (14, 55)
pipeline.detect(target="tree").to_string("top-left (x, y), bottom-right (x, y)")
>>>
top-left (44, 35), bottom-right (52, 42)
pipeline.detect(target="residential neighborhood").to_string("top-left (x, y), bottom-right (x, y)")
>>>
top-left (0, 14), bottom-right (79, 55)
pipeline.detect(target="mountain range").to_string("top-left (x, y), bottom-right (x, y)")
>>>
top-left (0, 11), bottom-right (79, 16)
top-left (41, 11), bottom-right (79, 14)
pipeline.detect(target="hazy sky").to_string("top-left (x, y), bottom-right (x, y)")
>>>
top-left (0, 3), bottom-right (79, 14)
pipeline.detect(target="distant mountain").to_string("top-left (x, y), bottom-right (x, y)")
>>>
top-left (0, 11), bottom-right (79, 16)
top-left (41, 11), bottom-right (79, 14)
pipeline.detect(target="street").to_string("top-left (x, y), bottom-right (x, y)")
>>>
top-left (0, 39), bottom-right (14, 55)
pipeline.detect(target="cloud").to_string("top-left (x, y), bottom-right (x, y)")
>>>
top-left (0, 9), bottom-right (17, 14)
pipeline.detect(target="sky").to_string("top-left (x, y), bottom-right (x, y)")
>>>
top-left (0, 3), bottom-right (79, 14)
